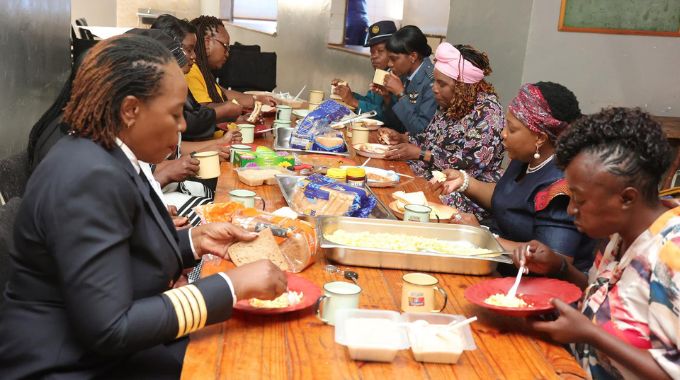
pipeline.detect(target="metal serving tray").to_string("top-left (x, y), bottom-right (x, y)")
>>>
top-left (275, 175), bottom-right (396, 220)
top-left (274, 137), bottom-right (351, 157)
top-left (317, 216), bottom-right (510, 275)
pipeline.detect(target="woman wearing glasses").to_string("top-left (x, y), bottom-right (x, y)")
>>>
top-left (186, 15), bottom-right (275, 122)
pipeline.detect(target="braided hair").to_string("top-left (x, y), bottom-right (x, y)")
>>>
top-left (63, 35), bottom-right (174, 149)
top-left (190, 15), bottom-right (226, 103)
top-left (151, 14), bottom-right (197, 42)
top-left (443, 44), bottom-right (496, 120)
top-left (556, 107), bottom-right (671, 204)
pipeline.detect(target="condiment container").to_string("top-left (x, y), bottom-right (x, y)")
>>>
top-left (334, 309), bottom-right (409, 362)
top-left (402, 312), bottom-right (477, 364)
top-left (345, 167), bottom-right (366, 188)
top-left (326, 168), bottom-right (347, 182)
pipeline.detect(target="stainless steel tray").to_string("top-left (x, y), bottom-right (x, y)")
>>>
top-left (274, 137), bottom-right (351, 157)
top-left (275, 175), bottom-right (396, 220)
top-left (317, 216), bottom-right (510, 275)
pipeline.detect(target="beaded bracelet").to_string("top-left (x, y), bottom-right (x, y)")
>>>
top-left (458, 170), bottom-right (470, 193)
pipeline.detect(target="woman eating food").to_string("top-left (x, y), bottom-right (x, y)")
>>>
top-left (512, 107), bottom-right (678, 380)
top-left (331, 20), bottom-right (396, 120)
top-left (373, 25), bottom-right (436, 135)
top-left (432, 82), bottom-right (594, 272)
top-left (380, 42), bottom-right (504, 219)
top-left (0, 35), bottom-right (286, 379)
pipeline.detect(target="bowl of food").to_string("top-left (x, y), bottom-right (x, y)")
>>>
top-left (464, 277), bottom-right (582, 317)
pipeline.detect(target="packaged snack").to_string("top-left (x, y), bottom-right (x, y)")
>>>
top-left (290, 174), bottom-right (377, 218)
top-left (290, 100), bottom-right (351, 152)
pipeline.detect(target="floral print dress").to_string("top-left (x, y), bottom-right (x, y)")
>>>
top-left (408, 92), bottom-right (505, 219)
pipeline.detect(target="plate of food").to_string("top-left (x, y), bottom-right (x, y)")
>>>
top-left (353, 118), bottom-right (384, 131)
top-left (389, 191), bottom-right (457, 221)
top-left (353, 143), bottom-right (390, 158)
top-left (235, 273), bottom-right (322, 315)
top-left (260, 104), bottom-right (275, 114)
top-left (296, 154), bottom-right (356, 169)
top-left (464, 277), bottom-right (582, 317)
top-left (340, 166), bottom-right (399, 187)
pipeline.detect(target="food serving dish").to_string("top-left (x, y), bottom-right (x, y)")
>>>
top-left (318, 216), bottom-right (510, 275)
top-left (275, 175), bottom-right (396, 220)
top-left (353, 143), bottom-right (389, 159)
top-left (234, 273), bottom-right (321, 315)
top-left (464, 277), bottom-right (582, 317)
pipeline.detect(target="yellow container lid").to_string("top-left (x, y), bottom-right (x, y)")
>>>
top-left (326, 168), bottom-right (347, 180)
top-left (346, 167), bottom-right (366, 177)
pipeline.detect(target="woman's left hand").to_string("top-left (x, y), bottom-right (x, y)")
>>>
top-left (528, 298), bottom-right (595, 344)
top-left (449, 212), bottom-right (480, 226)
top-left (255, 95), bottom-right (277, 107)
top-left (191, 223), bottom-right (258, 259)
top-left (383, 72), bottom-right (405, 96)
top-left (384, 143), bottom-right (420, 161)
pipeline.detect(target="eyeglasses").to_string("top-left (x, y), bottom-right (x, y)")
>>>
top-left (212, 38), bottom-right (230, 53)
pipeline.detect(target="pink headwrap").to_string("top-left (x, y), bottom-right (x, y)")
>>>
top-left (434, 42), bottom-right (485, 84)
top-left (508, 83), bottom-right (568, 141)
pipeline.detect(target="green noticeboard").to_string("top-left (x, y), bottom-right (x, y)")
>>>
top-left (559, 0), bottom-right (680, 37)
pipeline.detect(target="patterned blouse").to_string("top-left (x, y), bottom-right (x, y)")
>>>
top-left (408, 92), bottom-right (505, 219)
top-left (577, 207), bottom-right (680, 379)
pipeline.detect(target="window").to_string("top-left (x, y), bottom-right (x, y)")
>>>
top-left (328, 0), bottom-right (448, 56)
top-left (223, 0), bottom-right (277, 35)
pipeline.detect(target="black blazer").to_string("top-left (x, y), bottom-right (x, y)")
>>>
top-left (0, 137), bottom-right (233, 379)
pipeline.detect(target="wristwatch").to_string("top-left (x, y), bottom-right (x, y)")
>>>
top-left (418, 147), bottom-right (427, 161)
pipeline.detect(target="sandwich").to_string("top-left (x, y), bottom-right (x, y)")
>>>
top-left (392, 191), bottom-right (428, 212)
top-left (247, 100), bottom-right (263, 123)
top-left (431, 170), bottom-right (446, 183)
top-left (227, 228), bottom-right (289, 271)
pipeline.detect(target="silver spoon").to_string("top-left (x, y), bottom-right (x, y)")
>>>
top-left (325, 264), bottom-right (359, 284)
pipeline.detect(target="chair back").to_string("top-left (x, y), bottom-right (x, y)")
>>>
top-left (0, 150), bottom-right (29, 202)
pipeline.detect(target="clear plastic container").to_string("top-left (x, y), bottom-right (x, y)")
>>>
top-left (334, 309), bottom-right (409, 362)
top-left (402, 312), bottom-right (477, 364)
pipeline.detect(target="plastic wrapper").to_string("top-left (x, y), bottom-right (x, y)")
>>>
top-left (290, 174), bottom-right (377, 218)
top-left (289, 100), bottom-right (351, 152)
top-left (194, 202), bottom-right (317, 272)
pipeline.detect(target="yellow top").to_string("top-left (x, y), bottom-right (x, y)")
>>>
top-left (326, 168), bottom-right (347, 182)
top-left (346, 167), bottom-right (366, 178)
top-left (185, 64), bottom-right (224, 103)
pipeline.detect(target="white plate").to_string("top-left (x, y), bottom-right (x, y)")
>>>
top-left (340, 165), bottom-right (400, 187)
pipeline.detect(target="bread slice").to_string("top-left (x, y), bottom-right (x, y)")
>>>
top-left (227, 228), bottom-right (289, 271)
top-left (392, 191), bottom-right (427, 212)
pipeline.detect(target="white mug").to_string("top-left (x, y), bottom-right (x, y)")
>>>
top-left (404, 204), bottom-right (432, 223)
top-left (229, 144), bottom-right (252, 164)
top-left (238, 124), bottom-right (255, 144)
top-left (276, 105), bottom-right (292, 121)
top-left (309, 90), bottom-right (324, 104)
top-left (191, 151), bottom-right (220, 179)
top-left (228, 189), bottom-right (265, 209)
top-left (316, 281), bottom-right (361, 325)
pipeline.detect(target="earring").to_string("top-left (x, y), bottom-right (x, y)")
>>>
top-left (533, 146), bottom-right (541, 160)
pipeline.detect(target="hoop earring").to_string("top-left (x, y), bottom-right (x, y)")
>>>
top-left (533, 146), bottom-right (541, 160)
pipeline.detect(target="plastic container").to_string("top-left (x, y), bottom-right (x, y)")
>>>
top-left (334, 309), bottom-right (409, 362)
top-left (402, 312), bottom-right (477, 364)
top-left (345, 167), bottom-right (366, 188)
top-left (326, 168), bottom-right (347, 182)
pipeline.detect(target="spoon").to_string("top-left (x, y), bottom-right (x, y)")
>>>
top-left (506, 246), bottom-right (530, 300)
top-left (360, 157), bottom-right (371, 167)
top-left (325, 264), bottom-right (359, 284)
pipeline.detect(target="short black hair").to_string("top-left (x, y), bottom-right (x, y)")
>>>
top-left (386, 25), bottom-right (432, 58)
top-left (151, 14), bottom-right (197, 42)
top-left (534, 81), bottom-right (581, 123)
top-left (556, 107), bottom-right (671, 204)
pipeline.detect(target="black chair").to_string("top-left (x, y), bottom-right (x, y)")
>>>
top-left (0, 197), bottom-right (21, 304)
top-left (213, 43), bottom-right (277, 92)
top-left (74, 17), bottom-right (94, 40)
top-left (0, 150), bottom-right (29, 203)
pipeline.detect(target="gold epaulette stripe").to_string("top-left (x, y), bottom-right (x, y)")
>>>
top-left (163, 285), bottom-right (208, 338)
top-left (163, 290), bottom-right (188, 338)
top-left (185, 284), bottom-right (208, 330)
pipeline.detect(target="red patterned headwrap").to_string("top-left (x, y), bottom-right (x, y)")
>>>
top-left (508, 84), bottom-right (568, 141)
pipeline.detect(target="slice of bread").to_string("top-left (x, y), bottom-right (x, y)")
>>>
top-left (227, 228), bottom-right (289, 271)
top-left (392, 191), bottom-right (427, 211)
top-left (316, 136), bottom-right (344, 148)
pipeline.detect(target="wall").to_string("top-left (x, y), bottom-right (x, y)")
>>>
top-left (522, 1), bottom-right (680, 116)
top-left (403, 0), bottom-right (449, 36)
top-left (226, 0), bottom-right (374, 100)
top-left (0, 1), bottom-right (71, 158)
top-left (71, 0), bottom-right (116, 26)
top-left (116, 0), bottom-right (201, 27)
top-left (447, 0), bottom-right (534, 106)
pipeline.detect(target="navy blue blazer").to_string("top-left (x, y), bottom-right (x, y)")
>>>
top-left (0, 136), bottom-right (234, 379)
top-left (383, 57), bottom-right (437, 135)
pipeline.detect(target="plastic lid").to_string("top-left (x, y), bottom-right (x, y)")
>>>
top-left (326, 168), bottom-right (347, 180)
top-left (346, 167), bottom-right (366, 178)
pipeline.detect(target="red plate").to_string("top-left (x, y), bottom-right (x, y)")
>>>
top-left (464, 277), bottom-right (582, 317)
top-left (234, 273), bottom-right (322, 315)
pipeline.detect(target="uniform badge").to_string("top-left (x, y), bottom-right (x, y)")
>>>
top-left (372, 25), bottom-right (380, 34)
top-left (409, 92), bottom-right (419, 104)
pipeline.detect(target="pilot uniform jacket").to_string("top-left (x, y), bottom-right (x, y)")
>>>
top-left (383, 57), bottom-right (437, 135)
top-left (0, 136), bottom-right (234, 379)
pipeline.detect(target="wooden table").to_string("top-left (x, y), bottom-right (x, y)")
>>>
top-left (181, 131), bottom-right (586, 380)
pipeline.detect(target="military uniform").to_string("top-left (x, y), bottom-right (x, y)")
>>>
top-left (383, 57), bottom-right (437, 135)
